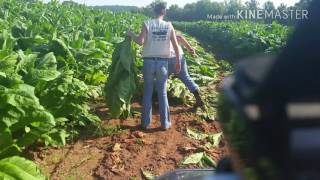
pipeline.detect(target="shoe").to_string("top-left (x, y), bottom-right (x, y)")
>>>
top-left (193, 90), bottom-right (204, 108)
top-left (161, 123), bottom-right (171, 131)
top-left (139, 125), bottom-right (148, 131)
top-left (161, 126), bottom-right (171, 131)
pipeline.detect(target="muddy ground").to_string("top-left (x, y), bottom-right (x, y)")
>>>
top-left (27, 101), bottom-right (228, 180)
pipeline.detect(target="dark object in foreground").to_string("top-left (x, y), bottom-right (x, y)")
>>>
top-left (219, 0), bottom-right (320, 179)
top-left (156, 0), bottom-right (320, 179)
top-left (154, 169), bottom-right (239, 180)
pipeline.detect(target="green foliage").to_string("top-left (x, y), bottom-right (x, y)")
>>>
top-left (104, 37), bottom-right (138, 118)
top-left (91, 5), bottom-right (140, 13)
top-left (0, 0), bottom-right (146, 159)
top-left (0, 156), bottom-right (46, 180)
top-left (186, 128), bottom-right (223, 149)
top-left (166, 33), bottom-right (229, 108)
top-left (140, 168), bottom-right (155, 180)
top-left (19, 52), bottom-right (61, 85)
top-left (167, 78), bottom-right (192, 103)
top-left (181, 152), bottom-right (216, 168)
top-left (0, 53), bottom-right (18, 74)
top-left (175, 21), bottom-right (290, 63)
top-left (182, 152), bottom-right (204, 165)
top-left (38, 71), bottom-right (100, 137)
top-left (186, 128), bottom-right (209, 140)
top-left (161, 0), bottom-right (307, 25)
top-left (94, 125), bottom-right (126, 137)
top-left (0, 73), bottom-right (57, 158)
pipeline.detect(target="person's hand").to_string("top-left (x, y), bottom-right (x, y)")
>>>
top-left (175, 61), bottom-right (181, 74)
top-left (190, 49), bottom-right (197, 57)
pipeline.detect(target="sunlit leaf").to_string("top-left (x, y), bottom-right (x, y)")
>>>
top-left (141, 168), bottom-right (155, 180)
top-left (182, 152), bottom-right (204, 165)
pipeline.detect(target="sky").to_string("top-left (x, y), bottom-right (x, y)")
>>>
top-left (41, 0), bottom-right (300, 8)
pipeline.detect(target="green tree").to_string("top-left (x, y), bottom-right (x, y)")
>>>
top-left (276, 3), bottom-right (288, 24)
top-left (167, 4), bottom-right (181, 20)
top-left (195, 0), bottom-right (216, 20)
top-left (166, 0), bottom-right (224, 21)
top-left (142, 0), bottom-right (167, 17)
top-left (263, 1), bottom-right (275, 12)
top-left (263, 1), bottom-right (275, 24)
top-left (210, 1), bottom-right (225, 19)
top-left (224, 0), bottom-right (243, 15)
top-left (245, 0), bottom-right (259, 10)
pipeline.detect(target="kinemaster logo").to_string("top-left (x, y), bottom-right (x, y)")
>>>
top-left (207, 9), bottom-right (309, 20)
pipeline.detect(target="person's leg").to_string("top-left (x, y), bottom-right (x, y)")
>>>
top-left (155, 60), bottom-right (171, 129)
top-left (141, 60), bottom-right (156, 128)
top-left (177, 57), bottom-right (199, 92)
top-left (177, 57), bottom-right (204, 107)
top-left (152, 57), bottom-right (176, 102)
top-left (167, 57), bottom-right (176, 75)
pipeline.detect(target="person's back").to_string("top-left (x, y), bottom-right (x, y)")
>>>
top-left (142, 19), bottom-right (172, 58)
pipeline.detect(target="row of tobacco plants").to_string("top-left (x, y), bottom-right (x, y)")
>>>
top-left (0, 0), bottom-right (146, 177)
top-left (174, 21), bottom-right (290, 62)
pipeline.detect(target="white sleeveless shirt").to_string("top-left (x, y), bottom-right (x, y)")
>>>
top-left (142, 19), bottom-right (173, 58)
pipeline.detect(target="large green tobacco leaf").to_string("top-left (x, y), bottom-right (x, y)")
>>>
top-left (19, 52), bottom-right (61, 85)
top-left (0, 30), bottom-right (15, 50)
top-left (17, 37), bottom-right (34, 51)
top-left (0, 53), bottom-right (18, 74)
top-left (11, 21), bottom-right (28, 38)
top-left (49, 38), bottom-right (73, 59)
top-left (38, 71), bottom-right (100, 136)
top-left (0, 156), bottom-right (46, 180)
top-left (140, 168), bottom-right (156, 180)
top-left (75, 48), bottom-right (111, 86)
top-left (181, 152), bottom-right (216, 168)
top-left (207, 132), bottom-right (223, 147)
top-left (182, 152), bottom-right (204, 165)
top-left (16, 51), bottom-right (37, 74)
top-left (186, 128), bottom-right (208, 140)
top-left (0, 73), bottom-right (57, 158)
top-left (167, 78), bottom-right (192, 103)
top-left (186, 128), bottom-right (223, 148)
top-left (49, 38), bottom-right (78, 70)
top-left (105, 37), bottom-right (137, 118)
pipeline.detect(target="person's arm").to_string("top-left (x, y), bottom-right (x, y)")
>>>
top-left (177, 35), bottom-right (196, 56)
top-left (170, 29), bottom-right (181, 74)
top-left (127, 24), bottom-right (147, 46)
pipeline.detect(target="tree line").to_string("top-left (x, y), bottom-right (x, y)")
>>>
top-left (141, 0), bottom-right (312, 25)
top-left (68, 0), bottom-right (312, 25)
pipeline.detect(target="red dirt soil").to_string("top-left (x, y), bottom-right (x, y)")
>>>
top-left (28, 103), bottom-right (227, 180)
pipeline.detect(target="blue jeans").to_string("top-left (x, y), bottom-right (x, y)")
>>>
top-left (142, 58), bottom-right (171, 129)
top-left (168, 56), bottom-right (199, 93)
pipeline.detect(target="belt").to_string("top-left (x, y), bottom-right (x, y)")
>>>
top-left (143, 57), bottom-right (169, 61)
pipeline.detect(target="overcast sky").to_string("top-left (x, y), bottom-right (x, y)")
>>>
top-left (41, 0), bottom-right (300, 7)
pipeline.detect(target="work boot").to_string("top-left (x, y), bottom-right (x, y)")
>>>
top-left (192, 90), bottom-right (204, 108)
